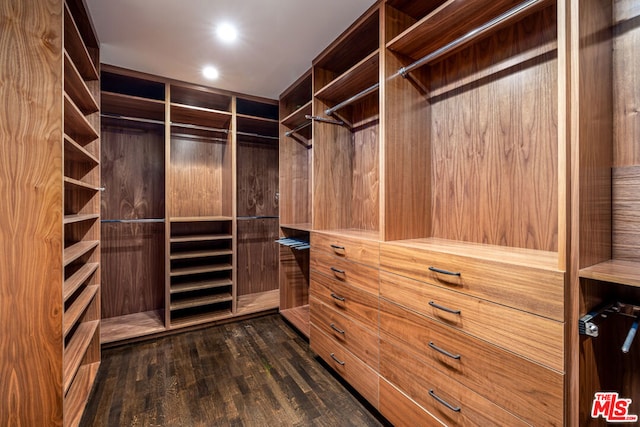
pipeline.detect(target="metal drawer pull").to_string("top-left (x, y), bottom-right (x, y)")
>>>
top-left (429, 341), bottom-right (461, 360)
top-left (428, 301), bottom-right (461, 315)
top-left (330, 353), bottom-right (345, 365)
top-left (330, 293), bottom-right (346, 302)
top-left (428, 266), bottom-right (461, 276)
top-left (330, 323), bottom-right (345, 334)
top-left (330, 266), bottom-right (345, 274)
top-left (429, 389), bottom-right (461, 412)
top-left (330, 244), bottom-right (345, 250)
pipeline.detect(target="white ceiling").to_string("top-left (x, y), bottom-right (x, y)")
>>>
top-left (85, 0), bottom-right (377, 100)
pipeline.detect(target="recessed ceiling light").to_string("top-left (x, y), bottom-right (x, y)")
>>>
top-left (202, 65), bottom-right (219, 80)
top-left (216, 22), bottom-right (238, 43)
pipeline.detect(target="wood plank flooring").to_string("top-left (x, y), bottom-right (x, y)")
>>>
top-left (81, 314), bottom-right (387, 426)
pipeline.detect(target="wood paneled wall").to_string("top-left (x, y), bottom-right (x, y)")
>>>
top-left (236, 218), bottom-right (279, 296)
top-left (237, 142), bottom-right (278, 217)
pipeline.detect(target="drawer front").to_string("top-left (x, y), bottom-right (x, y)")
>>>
top-left (310, 271), bottom-right (378, 330)
top-left (380, 299), bottom-right (563, 425)
top-left (379, 243), bottom-right (564, 321)
top-left (311, 325), bottom-right (379, 407)
top-left (380, 337), bottom-right (529, 427)
top-left (311, 232), bottom-right (380, 267)
top-left (379, 378), bottom-right (445, 427)
top-left (310, 297), bottom-right (378, 369)
top-left (380, 271), bottom-right (564, 371)
top-left (311, 248), bottom-right (379, 295)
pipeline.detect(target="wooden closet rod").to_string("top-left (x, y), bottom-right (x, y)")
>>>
top-left (397, 0), bottom-right (544, 78)
top-left (325, 83), bottom-right (379, 116)
top-left (284, 120), bottom-right (311, 137)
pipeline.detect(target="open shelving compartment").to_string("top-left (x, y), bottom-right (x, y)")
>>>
top-left (167, 84), bottom-right (235, 328)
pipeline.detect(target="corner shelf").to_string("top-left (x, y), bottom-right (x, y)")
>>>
top-left (579, 260), bottom-right (640, 288)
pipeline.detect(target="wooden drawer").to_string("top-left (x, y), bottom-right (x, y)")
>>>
top-left (380, 271), bottom-right (564, 371)
top-left (380, 337), bottom-right (529, 427)
top-left (380, 299), bottom-right (563, 425)
top-left (380, 242), bottom-right (564, 321)
top-left (311, 325), bottom-right (379, 407)
top-left (310, 297), bottom-right (378, 369)
top-left (310, 247), bottom-right (379, 295)
top-left (379, 378), bottom-right (445, 427)
top-left (311, 232), bottom-right (380, 267)
top-left (310, 270), bottom-right (378, 330)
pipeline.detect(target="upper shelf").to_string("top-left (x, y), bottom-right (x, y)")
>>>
top-left (580, 260), bottom-right (640, 288)
top-left (387, 0), bottom-right (553, 61)
top-left (315, 50), bottom-right (379, 104)
top-left (281, 101), bottom-right (312, 129)
top-left (64, 51), bottom-right (98, 115)
top-left (102, 92), bottom-right (165, 121)
top-left (170, 103), bottom-right (232, 130)
top-left (63, 3), bottom-right (98, 81)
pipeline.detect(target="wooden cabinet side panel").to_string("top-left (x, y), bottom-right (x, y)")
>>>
top-left (0, 0), bottom-right (64, 425)
top-left (237, 218), bottom-right (279, 296)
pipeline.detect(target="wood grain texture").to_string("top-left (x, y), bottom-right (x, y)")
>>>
top-left (310, 249), bottom-right (380, 296)
top-left (279, 69), bottom-right (312, 119)
top-left (429, 12), bottom-right (559, 251)
top-left (101, 119), bottom-right (165, 219)
top-left (613, 0), bottom-right (640, 166)
top-left (236, 218), bottom-right (279, 296)
top-left (169, 135), bottom-right (232, 217)
top-left (279, 124), bottom-right (311, 225)
top-left (0, 0), bottom-right (64, 425)
top-left (237, 142), bottom-right (278, 217)
top-left (379, 378), bottom-right (443, 427)
top-left (278, 231), bottom-right (310, 311)
top-left (613, 166), bottom-right (640, 261)
top-left (315, 50), bottom-right (379, 103)
top-left (311, 231), bottom-right (380, 266)
top-left (101, 222), bottom-right (165, 318)
top-left (280, 305), bottom-right (310, 338)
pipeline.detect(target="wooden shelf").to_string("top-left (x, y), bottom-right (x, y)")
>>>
top-left (170, 292), bottom-right (233, 311)
top-left (236, 290), bottom-right (280, 316)
top-left (63, 213), bottom-right (99, 224)
top-left (170, 234), bottom-right (233, 244)
top-left (64, 93), bottom-right (98, 144)
top-left (315, 50), bottom-right (379, 103)
top-left (280, 223), bottom-right (313, 232)
top-left (280, 305), bottom-right (310, 338)
top-left (63, 285), bottom-right (99, 337)
top-left (100, 310), bottom-right (166, 344)
top-left (169, 309), bottom-right (233, 329)
top-left (63, 240), bottom-right (99, 267)
top-left (580, 260), bottom-right (640, 288)
top-left (170, 216), bottom-right (233, 222)
top-left (64, 133), bottom-right (98, 164)
top-left (64, 361), bottom-right (100, 426)
top-left (387, 0), bottom-right (553, 61)
top-left (63, 3), bottom-right (98, 81)
top-left (64, 176), bottom-right (99, 192)
top-left (169, 263), bottom-right (233, 277)
top-left (237, 115), bottom-right (279, 139)
top-left (281, 101), bottom-right (312, 128)
top-left (102, 91), bottom-right (165, 121)
top-left (170, 278), bottom-right (233, 294)
top-left (64, 51), bottom-right (98, 115)
top-left (170, 249), bottom-right (233, 260)
top-left (63, 320), bottom-right (99, 394)
top-left (64, 262), bottom-right (99, 302)
top-left (170, 103), bottom-right (231, 129)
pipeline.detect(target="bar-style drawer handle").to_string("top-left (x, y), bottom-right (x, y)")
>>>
top-left (428, 266), bottom-right (461, 277)
top-left (429, 389), bottom-right (461, 412)
top-left (330, 353), bottom-right (345, 366)
top-left (330, 266), bottom-right (345, 275)
top-left (330, 323), bottom-right (345, 335)
top-left (330, 293), bottom-right (346, 302)
top-left (429, 301), bottom-right (461, 315)
top-left (429, 341), bottom-right (461, 360)
top-left (330, 244), bottom-right (345, 251)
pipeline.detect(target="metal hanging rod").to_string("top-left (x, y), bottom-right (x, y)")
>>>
top-left (170, 122), bottom-right (230, 134)
top-left (305, 114), bottom-right (344, 126)
top-left (237, 216), bottom-right (279, 220)
top-left (285, 120), bottom-right (312, 137)
top-left (325, 83), bottom-right (379, 116)
top-left (397, 0), bottom-right (544, 78)
top-left (101, 113), bottom-right (164, 126)
top-left (171, 132), bottom-right (229, 143)
top-left (101, 218), bottom-right (165, 223)
top-left (236, 131), bottom-right (279, 141)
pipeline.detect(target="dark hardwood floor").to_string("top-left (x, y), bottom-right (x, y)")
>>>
top-left (81, 314), bottom-right (387, 426)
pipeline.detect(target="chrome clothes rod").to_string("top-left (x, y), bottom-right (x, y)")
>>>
top-left (237, 216), bottom-right (279, 220)
top-left (101, 113), bottom-right (164, 126)
top-left (397, 0), bottom-right (544, 78)
top-left (305, 114), bottom-right (344, 126)
top-left (171, 132), bottom-right (228, 143)
top-left (101, 218), bottom-right (165, 223)
top-left (170, 122), bottom-right (230, 134)
top-left (285, 120), bottom-right (311, 137)
top-left (325, 83), bottom-right (379, 116)
top-left (237, 131), bottom-right (279, 141)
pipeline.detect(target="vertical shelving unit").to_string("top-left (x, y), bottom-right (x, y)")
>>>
top-left (99, 67), bottom-right (167, 344)
top-left (167, 84), bottom-right (235, 328)
top-left (235, 97), bottom-right (280, 315)
top-left (63, 0), bottom-right (101, 424)
top-left (278, 70), bottom-right (313, 336)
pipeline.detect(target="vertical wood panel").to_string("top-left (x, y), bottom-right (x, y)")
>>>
top-left (279, 129), bottom-right (311, 226)
top-left (0, 0), bottom-right (64, 425)
top-left (237, 142), bottom-right (278, 217)
top-left (236, 218), bottom-right (279, 296)
top-left (613, 166), bottom-right (640, 261)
